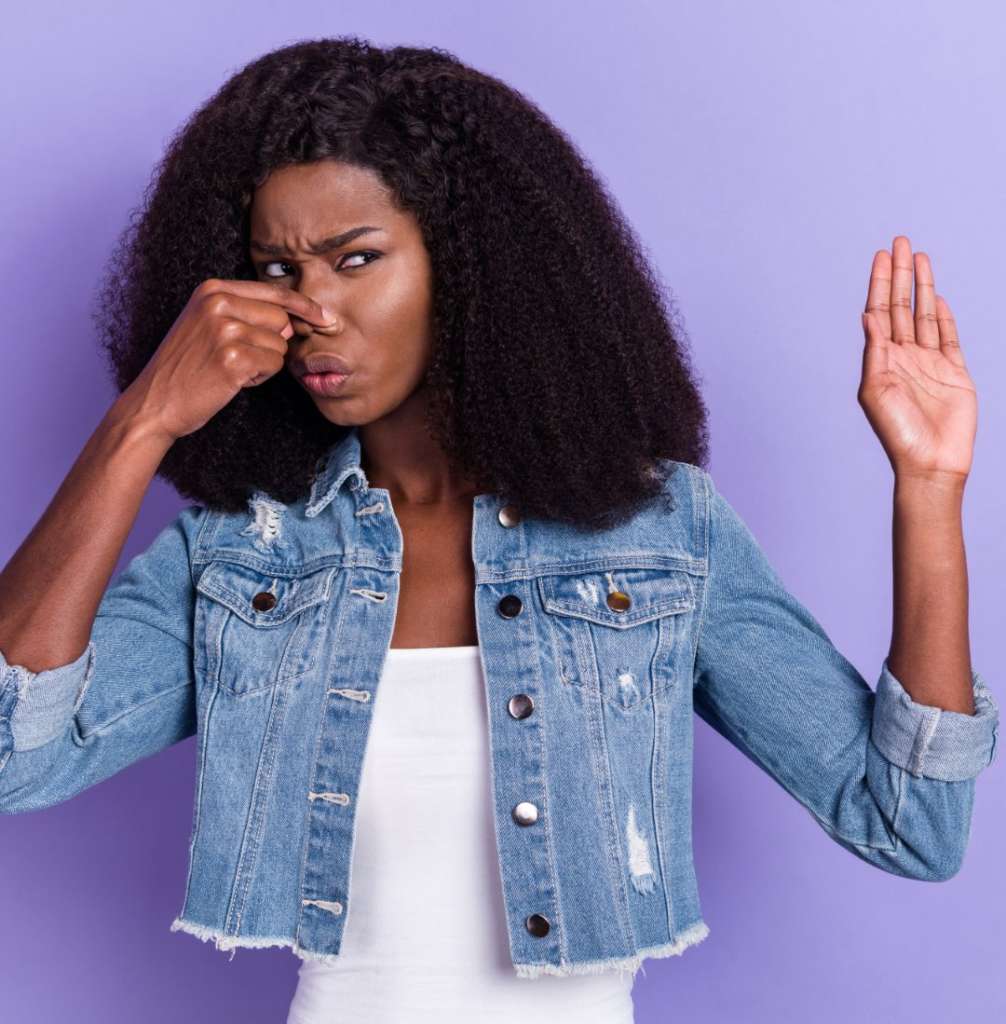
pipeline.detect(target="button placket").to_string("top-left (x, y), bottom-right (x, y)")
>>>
top-left (493, 581), bottom-right (549, 938)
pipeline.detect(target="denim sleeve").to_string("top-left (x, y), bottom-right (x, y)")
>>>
top-left (691, 469), bottom-right (999, 881)
top-left (0, 505), bottom-right (205, 814)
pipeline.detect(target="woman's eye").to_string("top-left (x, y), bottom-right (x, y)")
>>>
top-left (259, 251), bottom-right (380, 278)
top-left (338, 250), bottom-right (381, 270)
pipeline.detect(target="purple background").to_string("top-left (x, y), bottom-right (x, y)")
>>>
top-left (2, 3), bottom-right (1002, 1020)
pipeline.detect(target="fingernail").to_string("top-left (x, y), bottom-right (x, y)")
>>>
top-left (322, 307), bottom-right (337, 323)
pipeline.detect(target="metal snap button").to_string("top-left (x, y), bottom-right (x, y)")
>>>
top-left (525, 913), bottom-right (551, 937)
top-left (252, 591), bottom-right (277, 612)
top-left (507, 694), bottom-right (534, 719)
top-left (606, 590), bottom-right (631, 612)
top-left (497, 594), bottom-right (523, 618)
top-left (498, 504), bottom-right (521, 528)
top-left (512, 801), bottom-right (539, 826)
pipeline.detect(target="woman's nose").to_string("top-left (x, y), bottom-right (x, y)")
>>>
top-left (289, 313), bottom-right (342, 340)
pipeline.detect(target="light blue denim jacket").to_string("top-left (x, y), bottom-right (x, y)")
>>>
top-left (0, 427), bottom-right (998, 979)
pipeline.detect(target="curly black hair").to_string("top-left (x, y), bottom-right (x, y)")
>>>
top-left (92, 35), bottom-right (710, 531)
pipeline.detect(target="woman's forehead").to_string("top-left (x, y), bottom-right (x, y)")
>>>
top-left (250, 162), bottom-right (406, 241)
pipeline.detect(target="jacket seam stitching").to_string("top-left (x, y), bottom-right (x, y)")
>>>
top-left (72, 679), bottom-right (193, 742)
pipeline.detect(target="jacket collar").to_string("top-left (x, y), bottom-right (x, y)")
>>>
top-left (305, 428), bottom-right (368, 518)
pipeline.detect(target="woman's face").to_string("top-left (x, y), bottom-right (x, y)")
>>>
top-left (248, 159), bottom-right (435, 426)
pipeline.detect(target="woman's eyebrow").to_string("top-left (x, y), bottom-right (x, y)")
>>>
top-left (250, 225), bottom-right (385, 257)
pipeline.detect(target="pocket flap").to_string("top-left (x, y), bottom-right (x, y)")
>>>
top-left (538, 566), bottom-right (694, 628)
top-left (196, 560), bottom-right (336, 626)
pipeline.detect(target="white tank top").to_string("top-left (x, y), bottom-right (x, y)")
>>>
top-left (286, 644), bottom-right (636, 1023)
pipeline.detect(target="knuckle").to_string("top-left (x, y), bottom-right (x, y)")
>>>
top-left (214, 316), bottom-right (244, 341)
top-left (216, 343), bottom-right (247, 370)
top-left (204, 293), bottom-right (233, 319)
top-left (196, 277), bottom-right (222, 296)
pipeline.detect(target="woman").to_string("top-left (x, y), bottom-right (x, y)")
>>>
top-left (0, 36), bottom-right (997, 1024)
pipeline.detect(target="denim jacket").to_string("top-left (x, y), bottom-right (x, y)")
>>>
top-left (0, 427), bottom-right (999, 980)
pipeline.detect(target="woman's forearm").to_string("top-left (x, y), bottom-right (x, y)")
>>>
top-left (886, 470), bottom-right (975, 715)
top-left (0, 399), bottom-right (174, 674)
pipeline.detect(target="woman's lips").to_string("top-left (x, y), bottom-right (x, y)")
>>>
top-left (301, 371), bottom-right (351, 397)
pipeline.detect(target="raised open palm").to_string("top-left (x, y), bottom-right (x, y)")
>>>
top-left (859, 235), bottom-right (976, 480)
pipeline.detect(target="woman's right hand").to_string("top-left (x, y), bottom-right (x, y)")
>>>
top-left (113, 278), bottom-right (336, 443)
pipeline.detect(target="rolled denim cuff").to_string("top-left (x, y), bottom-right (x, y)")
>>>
top-left (1, 642), bottom-right (96, 752)
top-left (870, 657), bottom-right (999, 782)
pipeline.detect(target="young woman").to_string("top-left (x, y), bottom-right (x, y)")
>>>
top-left (0, 36), bottom-right (997, 1024)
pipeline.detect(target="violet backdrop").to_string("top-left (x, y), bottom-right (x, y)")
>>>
top-left (2, 1), bottom-right (1002, 1020)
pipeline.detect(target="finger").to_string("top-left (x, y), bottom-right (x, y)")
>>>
top-left (860, 308), bottom-right (889, 386)
top-left (237, 340), bottom-right (289, 388)
top-left (935, 294), bottom-right (968, 369)
top-left (912, 252), bottom-right (940, 349)
top-left (889, 236), bottom-right (915, 346)
top-left (221, 326), bottom-right (292, 388)
top-left (213, 292), bottom-right (303, 337)
top-left (218, 320), bottom-right (291, 358)
top-left (203, 278), bottom-right (336, 327)
top-left (864, 249), bottom-right (893, 343)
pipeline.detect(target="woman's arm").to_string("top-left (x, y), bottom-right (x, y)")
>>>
top-left (690, 236), bottom-right (997, 880)
top-left (0, 277), bottom-right (333, 812)
top-left (888, 471), bottom-right (974, 715)
top-left (0, 399), bottom-right (174, 672)
top-left (0, 273), bottom-right (321, 670)
top-left (858, 236), bottom-right (981, 718)
top-left (0, 398), bottom-right (200, 815)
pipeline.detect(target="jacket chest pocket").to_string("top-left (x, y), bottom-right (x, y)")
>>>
top-left (537, 566), bottom-right (696, 711)
top-left (195, 560), bottom-right (338, 697)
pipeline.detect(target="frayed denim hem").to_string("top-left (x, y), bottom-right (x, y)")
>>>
top-left (169, 916), bottom-right (341, 965)
top-left (169, 915), bottom-right (711, 977)
top-left (513, 918), bottom-right (711, 981)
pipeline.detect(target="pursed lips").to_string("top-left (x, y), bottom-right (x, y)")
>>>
top-left (293, 352), bottom-right (353, 377)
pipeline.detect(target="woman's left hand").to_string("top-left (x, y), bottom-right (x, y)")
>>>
top-left (858, 235), bottom-right (976, 481)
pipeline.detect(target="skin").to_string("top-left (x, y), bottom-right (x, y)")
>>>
top-left (249, 159), bottom-right (481, 648)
